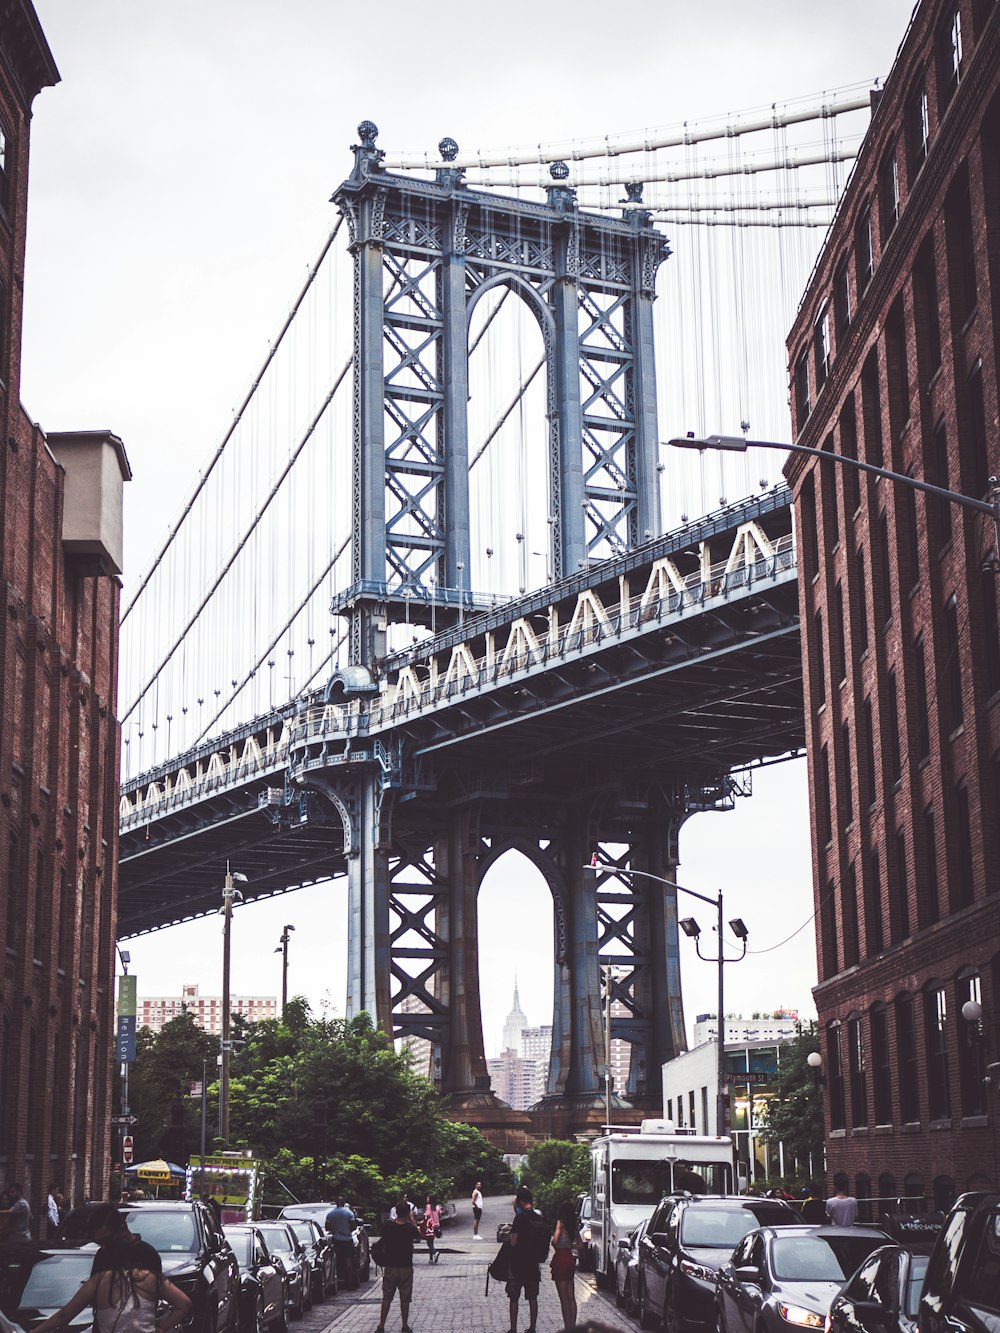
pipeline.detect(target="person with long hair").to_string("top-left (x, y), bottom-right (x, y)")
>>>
top-left (33, 1204), bottom-right (192, 1333)
top-left (420, 1195), bottom-right (442, 1264)
top-left (550, 1198), bottom-right (580, 1330)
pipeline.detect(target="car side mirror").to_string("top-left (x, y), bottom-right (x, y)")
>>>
top-left (618, 1238), bottom-right (631, 1249)
top-left (651, 1232), bottom-right (671, 1246)
top-left (734, 1266), bottom-right (761, 1282)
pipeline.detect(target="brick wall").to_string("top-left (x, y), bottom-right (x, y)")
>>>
top-left (0, 4), bottom-right (123, 1228)
top-left (785, 0), bottom-right (1000, 1208)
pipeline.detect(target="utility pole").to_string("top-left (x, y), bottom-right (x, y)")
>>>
top-left (219, 866), bottom-right (246, 1147)
top-left (275, 924), bottom-right (295, 1015)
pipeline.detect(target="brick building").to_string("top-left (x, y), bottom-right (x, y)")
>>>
top-left (0, 2), bottom-right (129, 1223)
top-left (139, 983), bottom-right (278, 1036)
top-left (786, 0), bottom-right (1000, 1208)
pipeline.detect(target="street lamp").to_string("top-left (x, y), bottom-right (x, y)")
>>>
top-left (219, 866), bottom-right (247, 1147)
top-left (663, 433), bottom-right (1000, 553)
top-left (274, 924), bottom-right (295, 1015)
top-left (586, 860), bottom-right (747, 1136)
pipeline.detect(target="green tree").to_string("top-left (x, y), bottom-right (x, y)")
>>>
top-left (433, 1121), bottom-right (514, 1196)
top-left (126, 1014), bottom-right (216, 1162)
top-left (522, 1139), bottom-right (590, 1221)
top-left (755, 1023), bottom-right (825, 1179)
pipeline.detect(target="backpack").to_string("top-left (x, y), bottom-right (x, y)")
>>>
top-left (523, 1210), bottom-right (551, 1263)
top-left (370, 1235), bottom-right (386, 1268)
top-left (485, 1239), bottom-right (511, 1295)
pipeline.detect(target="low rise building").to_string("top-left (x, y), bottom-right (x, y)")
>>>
top-left (139, 983), bottom-right (277, 1036)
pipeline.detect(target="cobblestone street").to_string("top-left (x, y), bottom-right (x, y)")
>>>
top-left (300, 1195), bottom-right (636, 1333)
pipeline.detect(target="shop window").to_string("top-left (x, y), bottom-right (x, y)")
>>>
top-left (848, 1015), bottom-right (868, 1127)
top-left (956, 973), bottom-right (986, 1116)
top-left (896, 994), bottom-right (920, 1123)
top-left (924, 985), bottom-right (951, 1120)
top-left (871, 1005), bottom-right (893, 1124)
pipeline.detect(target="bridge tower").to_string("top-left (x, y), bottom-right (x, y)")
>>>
top-left (306, 122), bottom-right (684, 1121)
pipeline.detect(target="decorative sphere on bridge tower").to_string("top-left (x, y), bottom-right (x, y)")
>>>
top-left (357, 120), bottom-right (379, 147)
top-left (549, 160), bottom-right (570, 181)
top-left (438, 137), bottom-right (459, 162)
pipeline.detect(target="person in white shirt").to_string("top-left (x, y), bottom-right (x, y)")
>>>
top-left (825, 1174), bottom-right (859, 1226)
top-left (47, 1183), bottom-right (61, 1238)
top-left (471, 1182), bottom-right (483, 1238)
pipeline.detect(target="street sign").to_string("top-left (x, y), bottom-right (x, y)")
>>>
top-left (724, 1070), bottom-right (771, 1085)
top-left (110, 1114), bottom-right (137, 1127)
top-left (122, 1136), bottom-right (134, 1165)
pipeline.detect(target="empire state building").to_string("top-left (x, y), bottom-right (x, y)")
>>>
top-left (501, 979), bottom-right (528, 1052)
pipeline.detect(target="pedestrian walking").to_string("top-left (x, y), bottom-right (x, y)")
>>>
top-left (506, 1185), bottom-right (549, 1333)
top-left (32, 1203), bottom-right (192, 1333)
top-left (549, 1199), bottom-right (580, 1329)
top-left (420, 1195), bottom-right (442, 1264)
top-left (376, 1196), bottom-right (420, 1333)
top-left (0, 1183), bottom-right (32, 1242)
top-left (325, 1197), bottom-right (359, 1287)
top-left (471, 1180), bottom-right (484, 1239)
top-left (826, 1174), bottom-right (859, 1225)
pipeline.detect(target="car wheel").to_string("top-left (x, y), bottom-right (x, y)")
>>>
top-left (639, 1276), bottom-right (659, 1330)
top-left (302, 1276), bottom-right (312, 1313)
top-left (359, 1248), bottom-right (370, 1285)
top-left (625, 1279), bottom-right (638, 1318)
top-left (615, 1271), bottom-right (624, 1307)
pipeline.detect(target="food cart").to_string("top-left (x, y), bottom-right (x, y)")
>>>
top-left (186, 1153), bottom-right (260, 1223)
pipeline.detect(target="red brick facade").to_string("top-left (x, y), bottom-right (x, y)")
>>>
top-left (786, 0), bottom-right (1000, 1210)
top-left (0, 4), bottom-right (126, 1227)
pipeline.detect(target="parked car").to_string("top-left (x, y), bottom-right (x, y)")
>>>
top-left (918, 1192), bottom-right (1000, 1333)
top-left (124, 1201), bottom-right (240, 1333)
top-left (223, 1225), bottom-right (287, 1333)
top-left (276, 1203), bottom-right (371, 1288)
top-left (0, 1244), bottom-right (99, 1332)
top-left (281, 1218), bottom-right (337, 1302)
top-left (638, 1194), bottom-right (800, 1331)
top-left (716, 1224), bottom-right (894, 1333)
top-left (615, 1217), bottom-right (650, 1316)
top-left (255, 1222), bottom-right (311, 1318)
top-left (828, 1244), bottom-right (931, 1333)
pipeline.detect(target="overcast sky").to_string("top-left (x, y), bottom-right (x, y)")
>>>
top-left (22, 0), bottom-right (915, 1060)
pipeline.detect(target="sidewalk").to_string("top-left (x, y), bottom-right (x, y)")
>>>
top-left (312, 1194), bottom-right (637, 1333)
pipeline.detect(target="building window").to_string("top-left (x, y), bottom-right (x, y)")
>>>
top-left (895, 994), bottom-right (920, 1123)
top-left (923, 804), bottom-right (941, 926)
top-left (6, 834), bottom-right (18, 947)
top-left (813, 611), bottom-right (826, 707)
top-left (879, 146), bottom-right (901, 241)
top-left (942, 595), bottom-right (964, 732)
top-left (886, 669), bottom-right (901, 785)
top-left (895, 826), bottom-right (911, 942)
top-left (953, 782), bottom-right (975, 910)
top-left (914, 235), bottom-right (942, 380)
top-left (840, 400), bottom-right (861, 515)
top-left (965, 362), bottom-right (989, 503)
top-left (822, 438), bottom-right (840, 549)
top-left (945, 168), bottom-right (977, 325)
top-left (924, 985), bottom-right (951, 1120)
top-left (827, 1022), bottom-right (846, 1129)
top-left (932, 419), bottom-right (952, 546)
top-left (866, 845), bottom-right (884, 956)
top-left (0, 1015), bottom-right (9, 1152)
top-left (847, 1016), bottom-right (868, 1127)
top-left (840, 721), bottom-right (854, 826)
top-left (871, 1004), bottom-right (893, 1124)
top-left (832, 583), bottom-right (846, 681)
top-left (863, 698), bottom-right (877, 809)
top-left (821, 880), bottom-right (839, 978)
top-left (913, 634), bottom-right (930, 760)
top-left (907, 84), bottom-right (930, 173)
top-left (33, 846), bottom-right (45, 960)
top-left (860, 350), bottom-right (884, 467)
top-left (939, 8), bottom-right (964, 108)
top-left (903, 477), bottom-right (920, 590)
top-left (0, 122), bottom-right (7, 213)
top-left (816, 305), bottom-right (831, 387)
top-left (834, 258), bottom-right (852, 340)
top-left (843, 863), bottom-right (860, 968)
top-left (885, 298), bottom-right (910, 440)
top-left (856, 550), bottom-right (869, 652)
top-left (879, 512), bottom-right (893, 624)
top-left (818, 744), bottom-right (832, 845)
top-left (903, 1171), bottom-right (925, 1212)
top-left (800, 473), bottom-right (819, 578)
top-left (956, 973), bottom-right (986, 1116)
top-left (856, 205), bottom-right (874, 295)
top-left (795, 347), bottom-right (811, 425)
top-left (980, 578), bottom-right (1000, 696)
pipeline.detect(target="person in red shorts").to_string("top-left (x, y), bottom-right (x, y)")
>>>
top-left (549, 1199), bottom-right (580, 1329)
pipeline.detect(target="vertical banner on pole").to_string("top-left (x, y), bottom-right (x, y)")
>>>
top-left (117, 975), bottom-right (137, 1063)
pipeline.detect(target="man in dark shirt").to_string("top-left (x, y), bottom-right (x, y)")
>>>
top-left (88, 1203), bottom-right (163, 1277)
top-left (507, 1186), bottom-right (548, 1333)
top-left (376, 1197), bottom-right (420, 1333)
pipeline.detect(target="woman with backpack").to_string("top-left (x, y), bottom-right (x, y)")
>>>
top-left (550, 1199), bottom-right (581, 1330)
top-left (420, 1195), bottom-right (442, 1264)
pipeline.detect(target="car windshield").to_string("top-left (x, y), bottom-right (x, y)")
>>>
top-left (772, 1235), bottom-right (885, 1281)
top-left (279, 1206), bottom-right (328, 1224)
top-left (3, 1252), bottom-right (94, 1311)
top-left (124, 1210), bottom-right (197, 1254)
top-left (225, 1232), bottom-right (253, 1267)
top-left (288, 1224), bottom-right (313, 1245)
top-left (680, 1206), bottom-right (793, 1249)
top-left (903, 1255), bottom-right (929, 1318)
top-left (260, 1228), bottom-right (294, 1255)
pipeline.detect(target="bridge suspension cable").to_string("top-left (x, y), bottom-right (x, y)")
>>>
top-left (121, 216), bottom-right (344, 625)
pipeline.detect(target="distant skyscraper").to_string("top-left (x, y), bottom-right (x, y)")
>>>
top-left (501, 979), bottom-right (528, 1053)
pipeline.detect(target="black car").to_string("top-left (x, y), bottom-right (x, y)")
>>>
top-left (716, 1225), bottom-right (893, 1333)
top-left (281, 1219), bottom-right (337, 1303)
top-left (638, 1195), bottom-right (800, 1331)
top-left (223, 1225), bottom-right (287, 1333)
top-left (615, 1217), bottom-right (650, 1316)
top-left (255, 1222), bottom-right (311, 1319)
top-left (918, 1192), bottom-right (1000, 1333)
top-left (828, 1244), bottom-right (931, 1333)
top-left (0, 1244), bottom-right (99, 1332)
top-left (277, 1203), bottom-right (371, 1288)
top-left (124, 1201), bottom-right (241, 1333)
